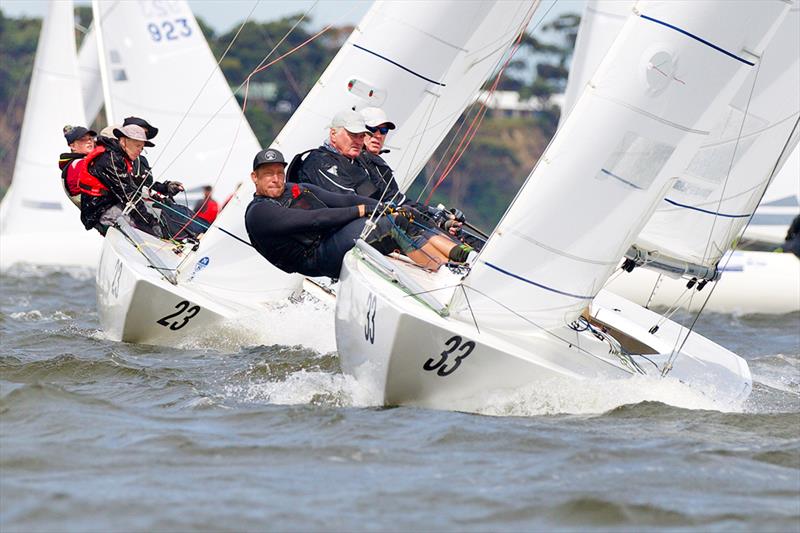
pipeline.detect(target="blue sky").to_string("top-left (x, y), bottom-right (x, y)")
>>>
top-left (2, 0), bottom-right (585, 33)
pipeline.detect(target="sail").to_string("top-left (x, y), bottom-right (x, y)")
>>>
top-left (78, 24), bottom-right (104, 125)
top-left (561, 0), bottom-right (634, 121)
top-left (0, 0), bottom-right (102, 269)
top-left (185, 0), bottom-right (538, 302)
top-left (92, 0), bottom-right (260, 198)
top-left (632, 6), bottom-right (800, 271)
top-left (450, 0), bottom-right (790, 332)
top-left (744, 145), bottom-right (800, 245)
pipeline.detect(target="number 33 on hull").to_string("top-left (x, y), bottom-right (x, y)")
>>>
top-left (96, 223), bottom-right (241, 345)
top-left (334, 244), bottom-right (752, 411)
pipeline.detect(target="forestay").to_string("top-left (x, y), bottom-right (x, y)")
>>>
top-left (561, 0), bottom-right (634, 121)
top-left (633, 5), bottom-right (800, 271)
top-left (186, 0), bottom-right (537, 301)
top-left (450, 0), bottom-right (790, 332)
top-left (0, 0), bottom-right (101, 269)
top-left (92, 0), bottom-right (259, 198)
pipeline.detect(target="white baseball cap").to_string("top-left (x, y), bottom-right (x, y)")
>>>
top-left (361, 107), bottom-right (396, 130)
top-left (329, 109), bottom-right (369, 134)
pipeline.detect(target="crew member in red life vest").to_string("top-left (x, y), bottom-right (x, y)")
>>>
top-left (58, 125), bottom-right (97, 207)
top-left (193, 185), bottom-right (219, 224)
top-left (79, 121), bottom-right (183, 237)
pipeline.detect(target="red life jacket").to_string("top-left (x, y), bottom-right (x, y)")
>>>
top-left (78, 146), bottom-right (134, 197)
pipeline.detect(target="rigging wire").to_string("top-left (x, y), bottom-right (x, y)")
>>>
top-left (416, 0), bottom-right (552, 204)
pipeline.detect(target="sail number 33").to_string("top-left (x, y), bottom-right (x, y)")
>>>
top-left (423, 336), bottom-right (475, 377)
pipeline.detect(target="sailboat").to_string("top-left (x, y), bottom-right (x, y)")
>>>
top-left (566, 1), bottom-right (800, 315)
top-left (94, 0), bottom-right (536, 346)
top-left (0, 0), bottom-right (103, 270)
top-left (334, 0), bottom-right (792, 409)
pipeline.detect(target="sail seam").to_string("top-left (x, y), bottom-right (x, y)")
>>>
top-left (595, 94), bottom-right (710, 134)
top-left (508, 229), bottom-right (619, 266)
top-left (481, 261), bottom-right (594, 300)
top-left (639, 14), bottom-right (755, 66)
top-left (352, 44), bottom-right (446, 86)
top-left (662, 198), bottom-right (752, 218)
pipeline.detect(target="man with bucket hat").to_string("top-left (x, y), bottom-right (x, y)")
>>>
top-left (78, 118), bottom-right (183, 237)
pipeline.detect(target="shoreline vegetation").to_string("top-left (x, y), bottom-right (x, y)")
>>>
top-left (0, 7), bottom-right (578, 229)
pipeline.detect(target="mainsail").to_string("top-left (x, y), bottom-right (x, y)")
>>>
top-left (450, 0), bottom-right (790, 331)
top-left (185, 0), bottom-right (538, 302)
top-left (91, 0), bottom-right (259, 198)
top-left (0, 0), bottom-right (102, 270)
top-left (78, 24), bottom-right (103, 125)
top-left (561, 0), bottom-right (633, 121)
top-left (632, 5), bottom-right (800, 274)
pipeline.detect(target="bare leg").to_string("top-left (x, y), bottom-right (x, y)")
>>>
top-left (406, 241), bottom-right (450, 270)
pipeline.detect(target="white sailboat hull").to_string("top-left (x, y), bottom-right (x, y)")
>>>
top-left (336, 249), bottom-right (752, 410)
top-left (605, 251), bottom-right (800, 315)
top-left (96, 226), bottom-right (248, 345)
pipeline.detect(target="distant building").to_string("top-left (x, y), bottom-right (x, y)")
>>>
top-left (475, 90), bottom-right (564, 118)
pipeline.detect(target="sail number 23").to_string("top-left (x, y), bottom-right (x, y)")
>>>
top-left (423, 336), bottom-right (475, 377)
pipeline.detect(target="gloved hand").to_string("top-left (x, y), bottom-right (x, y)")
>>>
top-left (165, 181), bottom-right (184, 196)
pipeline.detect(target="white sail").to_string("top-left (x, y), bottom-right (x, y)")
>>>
top-left (451, 0), bottom-right (790, 332)
top-left (0, 0), bottom-right (102, 270)
top-left (632, 5), bottom-right (800, 271)
top-left (92, 0), bottom-right (260, 198)
top-left (561, 0), bottom-right (634, 121)
top-left (78, 24), bottom-right (104, 125)
top-left (186, 0), bottom-right (536, 302)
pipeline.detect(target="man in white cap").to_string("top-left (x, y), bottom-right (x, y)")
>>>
top-left (79, 119), bottom-right (183, 237)
top-left (294, 109), bottom-right (385, 199)
top-left (358, 107), bottom-right (405, 204)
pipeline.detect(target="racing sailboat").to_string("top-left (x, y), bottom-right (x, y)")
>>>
top-left (94, 0), bottom-right (536, 345)
top-left (334, 0), bottom-right (791, 409)
top-left (0, 0), bottom-right (103, 270)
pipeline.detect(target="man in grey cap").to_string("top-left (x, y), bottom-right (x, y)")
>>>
top-left (294, 109), bottom-right (385, 199)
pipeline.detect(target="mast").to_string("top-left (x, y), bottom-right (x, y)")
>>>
top-left (92, 0), bottom-right (114, 125)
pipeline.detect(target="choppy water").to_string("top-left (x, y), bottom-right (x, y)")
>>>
top-left (1, 266), bottom-right (798, 531)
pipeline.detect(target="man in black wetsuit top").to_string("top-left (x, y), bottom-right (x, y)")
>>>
top-left (245, 148), bottom-right (466, 278)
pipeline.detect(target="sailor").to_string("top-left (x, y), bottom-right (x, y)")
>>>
top-left (292, 109), bottom-right (384, 199)
top-left (245, 148), bottom-right (464, 278)
top-left (359, 107), bottom-right (405, 204)
top-left (79, 122), bottom-right (183, 237)
top-left (783, 214), bottom-right (800, 258)
top-left (193, 185), bottom-right (219, 224)
top-left (58, 125), bottom-right (97, 207)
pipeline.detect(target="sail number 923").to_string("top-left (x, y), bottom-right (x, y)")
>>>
top-left (423, 335), bottom-right (475, 377)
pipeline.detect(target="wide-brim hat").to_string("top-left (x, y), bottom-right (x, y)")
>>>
top-left (360, 107), bottom-right (396, 130)
top-left (113, 124), bottom-right (155, 147)
top-left (123, 116), bottom-right (158, 139)
top-left (253, 148), bottom-right (287, 170)
top-left (329, 109), bottom-right (369, 134)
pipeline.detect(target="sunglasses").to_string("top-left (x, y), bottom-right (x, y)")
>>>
top-left (366, 125), bottom-right (390, 135)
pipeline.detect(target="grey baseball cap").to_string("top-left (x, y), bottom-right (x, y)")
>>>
top-left (252, 148), bottom-right (287, 170)
top-left (329, 109), bottom-right (369, 134)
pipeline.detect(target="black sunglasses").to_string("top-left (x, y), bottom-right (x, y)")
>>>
top-left (366, 125), bottom-right (390, 135)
